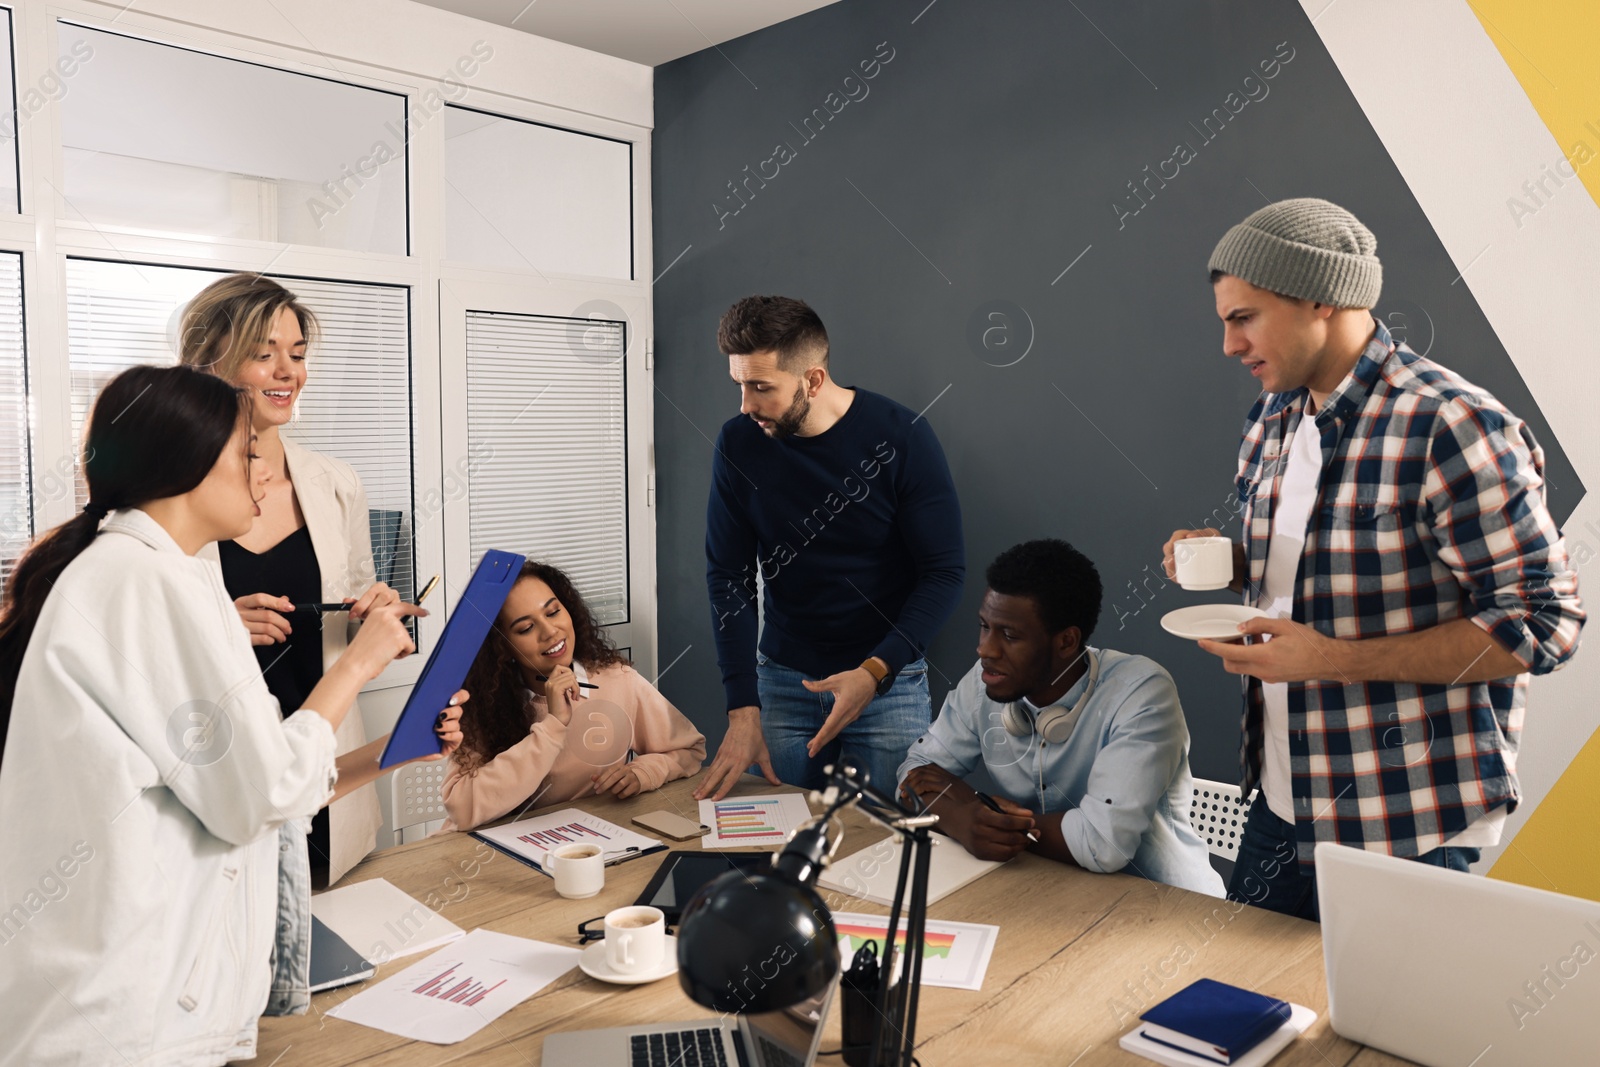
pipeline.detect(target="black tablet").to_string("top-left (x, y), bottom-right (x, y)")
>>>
top-left (635, 850), bottom-right (774, 923)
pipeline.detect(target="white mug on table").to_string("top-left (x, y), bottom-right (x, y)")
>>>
top-left (542, 842), bottom-right (605, 899)
top-left (603, 905), bottom-right (665, 974)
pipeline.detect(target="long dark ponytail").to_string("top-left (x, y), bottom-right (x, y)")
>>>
top-left (0, 364), bottom-right (249, 759)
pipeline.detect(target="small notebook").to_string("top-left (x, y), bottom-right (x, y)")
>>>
top-left (1120, 1002), bottom-right (1318, 1067)
top-left (309, 915), bottom-right (377, 993)
top-left (471, 807), bottom-right (665, 875)
top-left (1141, 977), bottom-right (1293, 1063)
top-left (817, 834), bottom-right (1003, 907)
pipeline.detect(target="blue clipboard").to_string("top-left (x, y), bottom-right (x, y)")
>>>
top-left (379, 549), bottom-right (526, 768)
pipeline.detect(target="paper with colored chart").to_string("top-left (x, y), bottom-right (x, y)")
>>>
top-left (829, 912), bottom-right (1000, 991)
top-left (470, 808), bottom-right (664, 874)
top-left (698, 793), bottom-right (816, 849)
top-left (326, 928), bottom-right (581, 1043)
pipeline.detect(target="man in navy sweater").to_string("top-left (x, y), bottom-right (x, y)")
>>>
top-left (696, 295), bottom-right (965, 801)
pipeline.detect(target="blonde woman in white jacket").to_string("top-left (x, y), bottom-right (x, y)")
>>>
top-left (180, 274), bottom-right (424, 887)
top-left (0, 365), bottom-right (450, 1066)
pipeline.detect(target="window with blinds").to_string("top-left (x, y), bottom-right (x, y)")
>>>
top-left (465, 310), bottom-right (628, 625)
top-left (63, 259), bottom-right (416, 610)
top-left (0, 254), bottom-right (28, 594)
top-left (0, 10), bottom-right (20, 213)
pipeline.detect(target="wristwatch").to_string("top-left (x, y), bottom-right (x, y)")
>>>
top-left (859, 656), bottom-right (894, 697)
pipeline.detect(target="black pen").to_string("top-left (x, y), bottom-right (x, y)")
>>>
top-left (291, 602), bottom-right (352, 614)
top-left (975, 791), bottom-right (1040, 843)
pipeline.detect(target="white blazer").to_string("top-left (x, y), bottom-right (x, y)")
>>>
top-left (0, 508), bottom-right (337, 1067)
top-left (198, 434), bottom-right (384, 885)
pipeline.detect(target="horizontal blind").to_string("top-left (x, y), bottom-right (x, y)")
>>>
top-left (278, 280), bottom-right (414, 605)
top-left (465, 311), bottom-right (628, 625)
top-left (0, 254), bottom-right (28, 594)
top-left (63, 259), bottom-right (415, 608)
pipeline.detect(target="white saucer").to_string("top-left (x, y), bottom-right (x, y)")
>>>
top-left (579, 934), bottom-right (680, 985)
top-left (1161, 604), bottom-right (1267, 642)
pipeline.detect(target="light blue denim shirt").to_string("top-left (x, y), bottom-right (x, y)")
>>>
top-left (897, 648), bottom-right (1222, 896)
top-left (264, 821), bottom-right (313, 1016)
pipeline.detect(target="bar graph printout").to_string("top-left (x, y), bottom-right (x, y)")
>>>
top-left (829, 912), bottom-right (1000, 991)
top-left (328, 929), bottom-right (581, 1043)
top-left (470, 808), bottom-right (664, 874)
top-left (697, 793), bottom-right (815, 849)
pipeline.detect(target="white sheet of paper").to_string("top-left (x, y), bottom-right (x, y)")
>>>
top-left (697, 792), bottom-right (816, 848)
top-left (311, 878), bottom-right (465, 965)
top-left (327, 929), bottom-right (581, 1044)
top-left (817, 834), bottom-right (1004, 907)
top-left (471, 807), bottom-right (663, 872)
top-left (831, 911), bottom-right (1000, 991)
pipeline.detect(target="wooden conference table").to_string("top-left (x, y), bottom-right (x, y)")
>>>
top-left (250, 776), bottom-right (1419, 1066)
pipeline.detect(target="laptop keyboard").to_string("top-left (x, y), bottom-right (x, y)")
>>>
top-left (630, 1028), bottom-right (728, 1067)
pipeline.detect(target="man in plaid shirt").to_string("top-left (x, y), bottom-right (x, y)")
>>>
top-left (1162, 198), bottom-right (1584, 920)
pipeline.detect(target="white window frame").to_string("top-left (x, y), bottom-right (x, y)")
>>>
top-left (0, 0), bottom-right (658, 691)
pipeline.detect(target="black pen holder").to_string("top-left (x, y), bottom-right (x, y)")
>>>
top-left (840, 939), bottom-right (896, 1067)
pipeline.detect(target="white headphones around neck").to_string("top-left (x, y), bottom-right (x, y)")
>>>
top-left (1000, 649), bottom-right (1100, 745)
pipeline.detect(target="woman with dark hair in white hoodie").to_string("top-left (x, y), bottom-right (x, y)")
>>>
top-left (0, 365), bottom-right (456, 1066)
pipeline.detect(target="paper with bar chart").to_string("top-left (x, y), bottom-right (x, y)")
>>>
top-left (697, 793), bottom-right (815, 849)
top-left (470, 807), bottom-right (663, 873)
top-left (829, 912), bottom-right (999, 991)
top-left (327, 929), bottom-right (581, 1043)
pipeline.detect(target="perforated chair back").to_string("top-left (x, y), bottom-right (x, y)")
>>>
top-left (1190, 778), bottom-right (1256, 860)
top-left (391, 760), bottom-right (448, 846)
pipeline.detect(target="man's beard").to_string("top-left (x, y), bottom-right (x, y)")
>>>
top-left (765, 383), bottom-right (810, 438)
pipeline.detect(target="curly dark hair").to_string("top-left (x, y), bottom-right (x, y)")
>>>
top-left (455, 561), bottom-right (629, 774)
top-left (985, 539), bottom-right (1103, 644)
top-left (716, 294), bottom-right (829, 371)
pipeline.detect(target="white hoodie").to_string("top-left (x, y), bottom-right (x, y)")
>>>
top-left (0, 509), bottom-right (337, 1066)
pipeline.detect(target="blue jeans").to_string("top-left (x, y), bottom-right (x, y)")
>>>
top-left (1227, 793), bottom-right (1480, 921)
top-left (756, 653), bottom-right (932, 793)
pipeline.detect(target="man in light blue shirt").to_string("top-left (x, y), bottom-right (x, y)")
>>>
top-left (897, 540), bottom-right (1222, 896)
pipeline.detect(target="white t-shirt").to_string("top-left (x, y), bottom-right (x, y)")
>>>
top-left (1255, 406), bottom-right (1504, 847)
top-left (1256, 409), bottom-right (1323, 822)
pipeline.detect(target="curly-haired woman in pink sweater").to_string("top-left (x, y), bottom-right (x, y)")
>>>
top-left (441, 562), bottom-right (706, 831)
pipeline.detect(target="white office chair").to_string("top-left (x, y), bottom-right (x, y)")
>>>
top-left (391, 761), bottom-right (449, 846)
top-left (1189, 778), bottom-right (1257, 860)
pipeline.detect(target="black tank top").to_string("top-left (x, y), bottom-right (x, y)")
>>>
top-left (218, 525), bottom-right (332, 882)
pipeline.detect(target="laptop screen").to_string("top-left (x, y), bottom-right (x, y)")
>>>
top-left (740, 985), bottom-right (831, 1067)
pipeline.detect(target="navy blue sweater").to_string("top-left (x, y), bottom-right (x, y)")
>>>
top-left (705, 388), bottom-right (965, 711)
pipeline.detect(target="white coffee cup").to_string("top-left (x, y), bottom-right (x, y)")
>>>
top-left (603, 905), bottom-right (665, 975)
top-left (1174, 536), bottom-right (1234, 591)
top-left (542, 842), bottom-right (605, 899)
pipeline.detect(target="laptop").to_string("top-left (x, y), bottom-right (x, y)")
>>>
top-left (308, 915), bottom-right (376, 993)
top-left (1316, 841), bottom-right (1600, 1067)
top-left (542, 981), bottom-right (836, 1067)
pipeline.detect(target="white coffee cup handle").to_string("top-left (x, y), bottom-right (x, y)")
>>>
top-left (542, 850), bottom-right (556, 871)
top-left (617, 930), bottom-right (634, 966)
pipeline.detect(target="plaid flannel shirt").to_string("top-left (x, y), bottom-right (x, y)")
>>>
top-left (1234, 319), bottom-right (1583, 865)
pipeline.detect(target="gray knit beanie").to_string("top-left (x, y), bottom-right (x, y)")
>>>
top-left (1208, 198), bottom-right (1381, 308)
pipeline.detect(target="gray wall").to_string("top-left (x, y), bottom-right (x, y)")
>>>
top-left (649, 0), bottom-right (1581, 783)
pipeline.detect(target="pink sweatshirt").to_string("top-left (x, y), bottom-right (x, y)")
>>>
top-left (440, 662), bottom-right (706, 832)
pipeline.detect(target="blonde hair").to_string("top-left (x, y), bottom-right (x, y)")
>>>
top-left (177, 273), bottom-right (319, 382)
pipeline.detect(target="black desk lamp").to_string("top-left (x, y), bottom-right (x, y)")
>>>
top-left (676, 761), bottom-right (938, 1067)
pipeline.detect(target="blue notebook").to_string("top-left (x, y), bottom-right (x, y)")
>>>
top-left (379, 549), bottom-right (525, 768)
top-left (1139, 978), bottom-right (1292, 1064)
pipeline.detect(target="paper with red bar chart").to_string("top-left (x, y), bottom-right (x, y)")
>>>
top-left (470, 807), bottom-right (664, 873)
top-left (829, 912), bottom-right (999, 991)
top-left (698, 793), bottom-right (815, 849)
top-left (327, 929), bottom-right (581, 1043)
